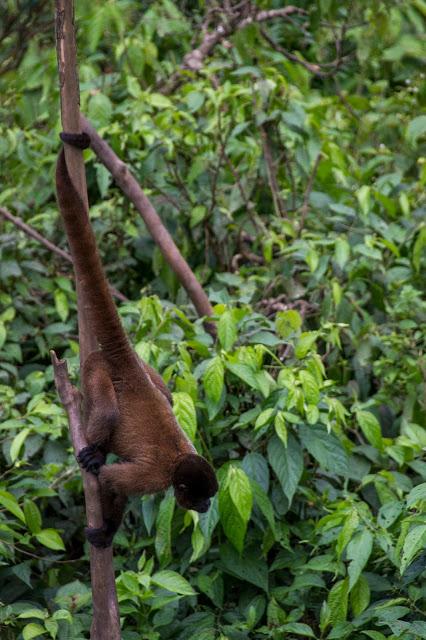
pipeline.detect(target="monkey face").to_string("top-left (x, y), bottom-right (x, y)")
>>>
top-left (172, 454), bottom-right (218, 513)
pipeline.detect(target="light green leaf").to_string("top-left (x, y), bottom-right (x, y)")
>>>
top-left (203, 356), bottom-right (224, 405)
top-left (218, 311), bottom-right (237, 351)
top-left (356, 185), bottom-right (371, 216)
top-left (22, 623), bottom-right (46, 640)
top-left (299, 370), bottom-right (320, 405)
top-left (295, 332), bottom-right (318, 359)
top-left (267, 434), bottom-right (303, 505)
top-left (255, 408), bottom-right (275, 430)
top-left (151, 570), bottom-right (196, 596)
top-left (356, 411), bottom-right (383, 449)
top-left (334, 237), bottom-right (350, 269)
top-left (336, 509), bottom-right (359, 558)
top-left (10, 428), bottom-right (30, 463)
top-left (35, 529), bottom-right (65, 551)
top-left (275, 310), bottom-right (302, 338)
top-left (0, 489), bottom-right (25, 522)
top-left (172, 392), bottom-right (197, 441)
top-left (54, 290), bottom-right (69, 322)
top-left (218, 482), bottom-right (246, 553)
top-left (274, 412), bottom-right (287, 446)
top-left (229, 467), bottom-right (252, 525)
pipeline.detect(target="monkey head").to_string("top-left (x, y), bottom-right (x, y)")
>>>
top-left (172, 454), bottom-right (218, 513)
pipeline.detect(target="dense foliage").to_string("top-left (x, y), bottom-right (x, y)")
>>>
top-left (1, 1), bottom-right (425, 638)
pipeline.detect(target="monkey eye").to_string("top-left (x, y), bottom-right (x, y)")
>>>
top-left (179, 483), bottom-right (188, 491)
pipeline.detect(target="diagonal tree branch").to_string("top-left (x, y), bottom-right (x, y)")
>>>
top-left (0, 206), bottom-right (127, 302)
top-left (80, 116), bottom-right (215, 328)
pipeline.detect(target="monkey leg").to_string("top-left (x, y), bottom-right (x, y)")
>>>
top-left (85, 488), bottom-right (127, 549)
top-left (78, 352), bottom-right (120, 475)
top-left (85, 462), bottom-right (145, 548)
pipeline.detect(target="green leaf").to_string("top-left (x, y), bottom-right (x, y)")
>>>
top-left (151, 570), bottom-right (196, 595)
top-left (203, 356), bottom-right (224, 405)
top-left (400, 525), bottom-right (426, 575)
top-left (299, 425), bottom-right (349, 476)
top-left (229, 467), bottom-right (252, 524)
top-left (327, 578), bottom-right (349, 623)
top-left (54, 290), bottom-right (69, 322)
top-left (356, 185), bottom-right (371, 216)
top-left (35, 529), bottom-right (65, 551)
top-left (275, 310), bottom-right (302, 338)
top-left (295, 332), bottom-right (318, 358)
top-left (251, 480), bottom-right (276, 535)
top-left (254, 408), bottom-right (275, 430)
top-left (10, 427), bottom-right (30, 463)
top-left (219, 467), bottom-right (251, 553)
top-left (225, 362), bottom-right (259, 390)
top-left (406, 115), bottom-right (426, 145)
top-left (0, 489), bottom-right (25, 522)
top-left (267, 434), bottom-right (303, 505)
top-left (24, 500), bottom-right (42, 534)
top-left (281, 623), bottom-right (315, 637)
top-left (356, 411), bottom-right (383, 449)
top-left (172, 392), bottom-right (197, 441)
top-left (220, 545), bottom-right (268, 592)
top-left (218, 311), bottom-right (237, 350)
top-left (155, 494), bottom-right (175, 567)
top-left (334, 237), bottom-right (350, 269)
top-left (350, 575), bottom-right (370, 616)
top-left (299, 370), bottom-right (320, 405)
top-left (377, 501), bottom-right (403, 528)
top-left (88, 93), bottom-right (112, 127)
top-left (22, 623), bottom-right (46, 640)
top-left (406, 482), bottom-right (426, 507)
top-left (336, 509), bottom-right (359, 557)
top-left (347, 530), bottom-right (373, 589)
top-left (0, 322), bottom-right (6, 348)
top-left (274, 412), bottom-right (287, 446)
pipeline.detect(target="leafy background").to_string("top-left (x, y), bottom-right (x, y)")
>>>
top-left (0, 1), bottom-right (425, 639)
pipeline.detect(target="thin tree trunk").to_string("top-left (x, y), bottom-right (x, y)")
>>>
top-left (54, 2), bottom-right (121, 638)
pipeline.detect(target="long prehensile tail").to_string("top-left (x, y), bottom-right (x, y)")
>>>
top-left (56, 148), bottom-right (132, 365)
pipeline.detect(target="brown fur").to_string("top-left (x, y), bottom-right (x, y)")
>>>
top-left (56, 144), bottom-right (217, 547)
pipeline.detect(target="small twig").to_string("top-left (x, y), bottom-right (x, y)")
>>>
top-left (298, 153), bottom-right (322, 234)
top-left (161, 5), bottom-right (306, 93)
top-left (0, 206), bottom-right (127, 302)
top-left (259, 125), bottom-right (286, 218)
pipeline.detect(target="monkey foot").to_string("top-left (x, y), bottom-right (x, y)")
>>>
top-left (85, 524), bottom-right (114, 549)
top-left (77, 445), bottom-right (105, 475)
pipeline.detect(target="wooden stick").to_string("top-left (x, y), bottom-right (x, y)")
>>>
top-left (54, 2), bottom-right (121, 638)
top-left (0, 206), bottom-right (127, 303)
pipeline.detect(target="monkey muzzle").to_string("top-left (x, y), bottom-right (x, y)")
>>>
top-left (195, 498), bottom-right (210, 513)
